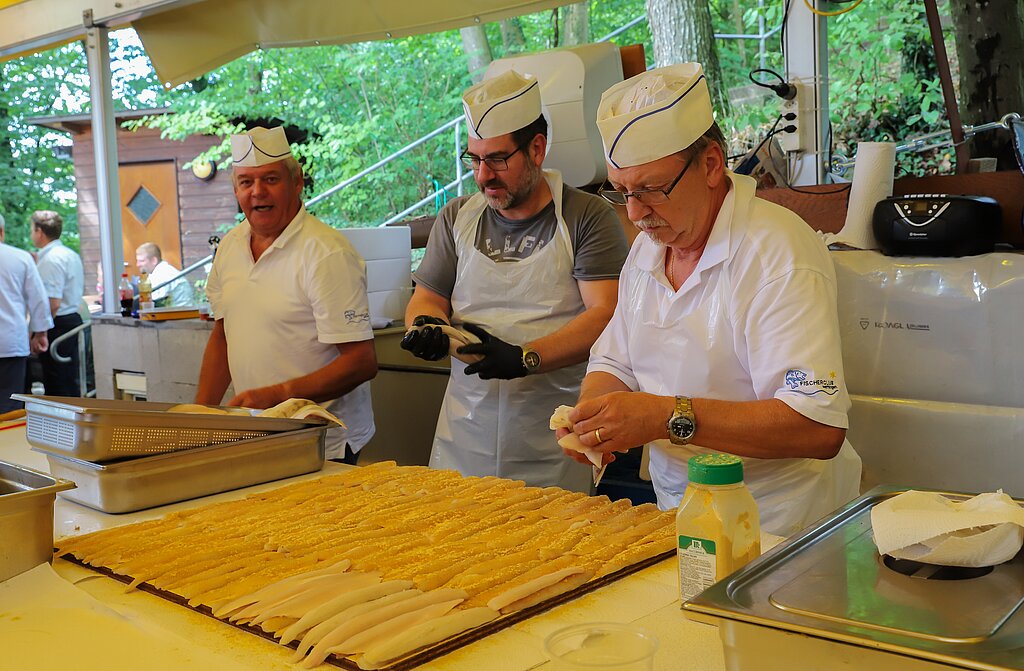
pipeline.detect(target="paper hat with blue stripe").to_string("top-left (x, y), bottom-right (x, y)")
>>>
top-left (463, 69), bottom-right (541, 140)
top-left (597, 63), bottom-right (715, 169)
top-left (231, 126), bottom-right (293, 167)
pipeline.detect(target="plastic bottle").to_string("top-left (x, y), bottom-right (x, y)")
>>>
top-left (138, 271), bottom-right (153, 310)
top-left (676, 453), bottom-right (760, 603)
top-left (118, 273), bottom-right (134, 317)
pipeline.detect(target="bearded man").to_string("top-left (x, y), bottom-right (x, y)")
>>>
top-left (401, 70), bottom-right (629, 491)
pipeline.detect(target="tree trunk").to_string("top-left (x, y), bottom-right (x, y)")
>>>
top-left (461, 25), bottom-right (493, 84)
top-left (563, 2), bottom-right (590, 46)
top-left (950, 0), bottom-right (1024, 169)
top-left (644, 0), bottom-right (731, 118)
top-left (500, 17), bottom-right (527, 54)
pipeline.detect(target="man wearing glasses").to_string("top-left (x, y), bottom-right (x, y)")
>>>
top-left (557, 63), bottom-right (861, 535)
top-left (401, 69), bottom-right (628, 491)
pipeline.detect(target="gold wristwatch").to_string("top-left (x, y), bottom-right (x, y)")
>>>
top-left (667, 396), bottom-right (697, 445)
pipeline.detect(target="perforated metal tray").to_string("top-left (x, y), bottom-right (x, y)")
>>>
top-left (13, 395), bottom-right (326, 462)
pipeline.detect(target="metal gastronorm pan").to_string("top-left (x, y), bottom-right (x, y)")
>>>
top-left (0, 460), bottom-right (75, 580)
top-left (13, 394), bottom-right (326, 462)
top-left (41, 426), bottom-right (326, 513)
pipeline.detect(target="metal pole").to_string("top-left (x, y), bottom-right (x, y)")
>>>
top-left (758, 0), bottom-right (766, 70)
top-left (923, 0), bottom-right (969, 174)
top-left (783, 0), bottom-right (828, 185)
top-left (84, 11), bottom-right (123, 315)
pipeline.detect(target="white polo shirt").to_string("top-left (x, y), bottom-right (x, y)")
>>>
top-left (206, 207), bottom-right (375, 457)
top-left (588, 172), bottom-right (860, 536)
top-left (36, 239), bottom-right (84, 318)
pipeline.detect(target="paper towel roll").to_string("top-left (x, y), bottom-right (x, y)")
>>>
top-left (837, 141), bottom-right (896, 249)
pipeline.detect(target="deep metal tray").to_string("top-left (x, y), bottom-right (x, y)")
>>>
top-left (42, 426), bottom-right (326, 514)
top-left (14, 395), bottom-right (326, 462)
top-left (0, 460), bottom-right (75, 581)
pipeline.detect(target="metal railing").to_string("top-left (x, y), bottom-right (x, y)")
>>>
top-left (49, 321), bottom-right (95, 398)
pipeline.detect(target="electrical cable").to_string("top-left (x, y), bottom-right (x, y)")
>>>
top-left (768, 136), bottom-right (852, 195)
top-left (802, 0), bottom-right (865, 17)
top-left (749, 69), bottom-right (796, 100)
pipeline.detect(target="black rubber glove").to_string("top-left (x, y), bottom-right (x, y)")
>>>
top-left (459, 323), bottom-right (528, 380)
top-left (400, 315), bottom-right (450, 361)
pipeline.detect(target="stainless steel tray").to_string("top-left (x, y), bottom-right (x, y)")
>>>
top-left (41, 426), bottom-right (326, 514)
top-left (685, 486), bottom-right (1024, 671)
top-left (14, 395), bottom-right (326, 462)
top-left (0, 460), bottom-right (76, 581)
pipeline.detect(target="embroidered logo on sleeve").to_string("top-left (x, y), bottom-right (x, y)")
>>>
top-left (785, 369), bottom-right (839, 396)
top-left (345, 310), bottom-right (371, 324)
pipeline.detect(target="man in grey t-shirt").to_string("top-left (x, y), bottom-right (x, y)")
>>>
top-left (401, 70), bottom-right (628, 492)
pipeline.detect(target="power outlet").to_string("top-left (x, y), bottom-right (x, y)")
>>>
top-left (777, 81), bottom-right (807, 153)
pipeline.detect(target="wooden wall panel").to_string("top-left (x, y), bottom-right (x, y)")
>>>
top-left (72, 125), bottom-right (237, 295)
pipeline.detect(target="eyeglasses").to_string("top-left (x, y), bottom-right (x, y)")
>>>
top-left (598, 160), bottom-right (692, 206)
top-left (460, 142), bottom-right (527, 172)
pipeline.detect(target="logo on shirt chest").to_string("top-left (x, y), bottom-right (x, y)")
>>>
top-left (785, 369), bottom-right (840, 396)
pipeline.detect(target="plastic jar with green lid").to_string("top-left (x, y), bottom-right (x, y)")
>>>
top-left (676, 453), bottom-right (761, 603)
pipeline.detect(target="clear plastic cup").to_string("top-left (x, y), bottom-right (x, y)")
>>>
top-left (545, 622), bottom-right (658, 670)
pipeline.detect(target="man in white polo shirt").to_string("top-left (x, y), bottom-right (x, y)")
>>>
top-left (31, 210), bottom-right (85, 397)
top-left (557, 64), bottom-right (861, 536)
top-left (195, 126), bottom-right (377, 462)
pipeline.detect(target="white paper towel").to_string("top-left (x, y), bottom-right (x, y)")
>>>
top-left (871, 490), bottom-right (1024, 567)
top-left (827, 141), bottom-right (896, 249)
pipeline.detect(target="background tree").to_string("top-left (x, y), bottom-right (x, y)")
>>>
top-left (460, 26), bottom-right (493, 84)
top-left (950, 0), bottom-right (1024, 169)
top-left (645, 0), bottom-right (731, 117)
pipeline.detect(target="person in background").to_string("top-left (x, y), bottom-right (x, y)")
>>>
top-left (559, 63), bottom-right (861, 536)
top-left (30, 210), bottom-right (84, 398)
top-left (400, 70), bottom-right (629, 491)
top-left (0, 213), bottom-right (53, 411)
top-left (195, 126), bottom-right (377, 464)
top-left (135, 242), bottom-right (195, 307)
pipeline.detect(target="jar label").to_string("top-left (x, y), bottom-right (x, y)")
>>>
top-left (678, 535), bottom-right (716, 602)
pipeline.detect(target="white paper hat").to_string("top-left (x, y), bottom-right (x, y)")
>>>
top-left (463, 69), bottom-right (541, 140)
top-left (597, 63), bottom-right (715, 169)
top-left (231, 126), bottom-right (293, 167)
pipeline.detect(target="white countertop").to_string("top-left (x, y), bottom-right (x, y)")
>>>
top-left (0, 422), bottom-right (727, 671)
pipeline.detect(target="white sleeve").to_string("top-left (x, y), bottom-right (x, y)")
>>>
top-left (25, 263), bottom-right (54, 332)
top-left (36, 258), bottom-right (64, 299)
top-left (307, 246), bottom-right (373, 344)
top-left (586, 269), bottom-right (640, 391)
top-left (742, 268), bottom-right (850, 429)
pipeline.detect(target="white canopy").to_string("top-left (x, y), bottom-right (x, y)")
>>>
top-left (1, 0), bottom-right (577, 87)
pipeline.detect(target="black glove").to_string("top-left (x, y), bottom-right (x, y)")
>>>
top-left (400, 315), bottom-right (450, 361)
top-left (459, 323), bottom-right (528, 380)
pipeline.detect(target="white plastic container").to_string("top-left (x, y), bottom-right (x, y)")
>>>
top-left (675, 453), bottom-right (760, 602)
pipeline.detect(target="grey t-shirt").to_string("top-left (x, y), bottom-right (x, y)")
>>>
top-left (413, 185), bottom-right (628, 299)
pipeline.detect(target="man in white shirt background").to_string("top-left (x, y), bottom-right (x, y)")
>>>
top-left (0, 213), bottom-right (53, 411)
top-left (136, 242), bottom-right (195, 307)
top-left (30, 210), bottom-right (84, 397)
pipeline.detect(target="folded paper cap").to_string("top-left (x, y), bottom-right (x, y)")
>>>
top-left (231, 126), bottom-right (293, 167)
top-left (463, 69), bottom-right (541, 140)
top-left (871, 490), bottom-right (1024, 567)
top-left (597, 63), bottom-right (715, 169)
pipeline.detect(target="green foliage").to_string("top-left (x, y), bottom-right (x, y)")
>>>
top-left (0, 43), bottom-right (88, 251)
top-left (0, 0), bottom-right (967, 246)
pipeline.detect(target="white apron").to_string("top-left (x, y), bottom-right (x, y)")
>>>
top-left (430, 170), bottom-right (591, 492)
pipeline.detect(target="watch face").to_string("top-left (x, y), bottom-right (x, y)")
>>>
top-left (670, 415), bottom-right (696, 441)
top-left (524, 351), bottom-right (541, 370)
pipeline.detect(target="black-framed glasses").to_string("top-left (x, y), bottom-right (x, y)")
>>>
top-left (460, 142), bottom-right (527, 172)
top-left (598, 160), bottom-right (692, 206)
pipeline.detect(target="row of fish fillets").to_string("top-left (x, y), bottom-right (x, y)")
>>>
top-left (56, 461), bottom-right (675, 669)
